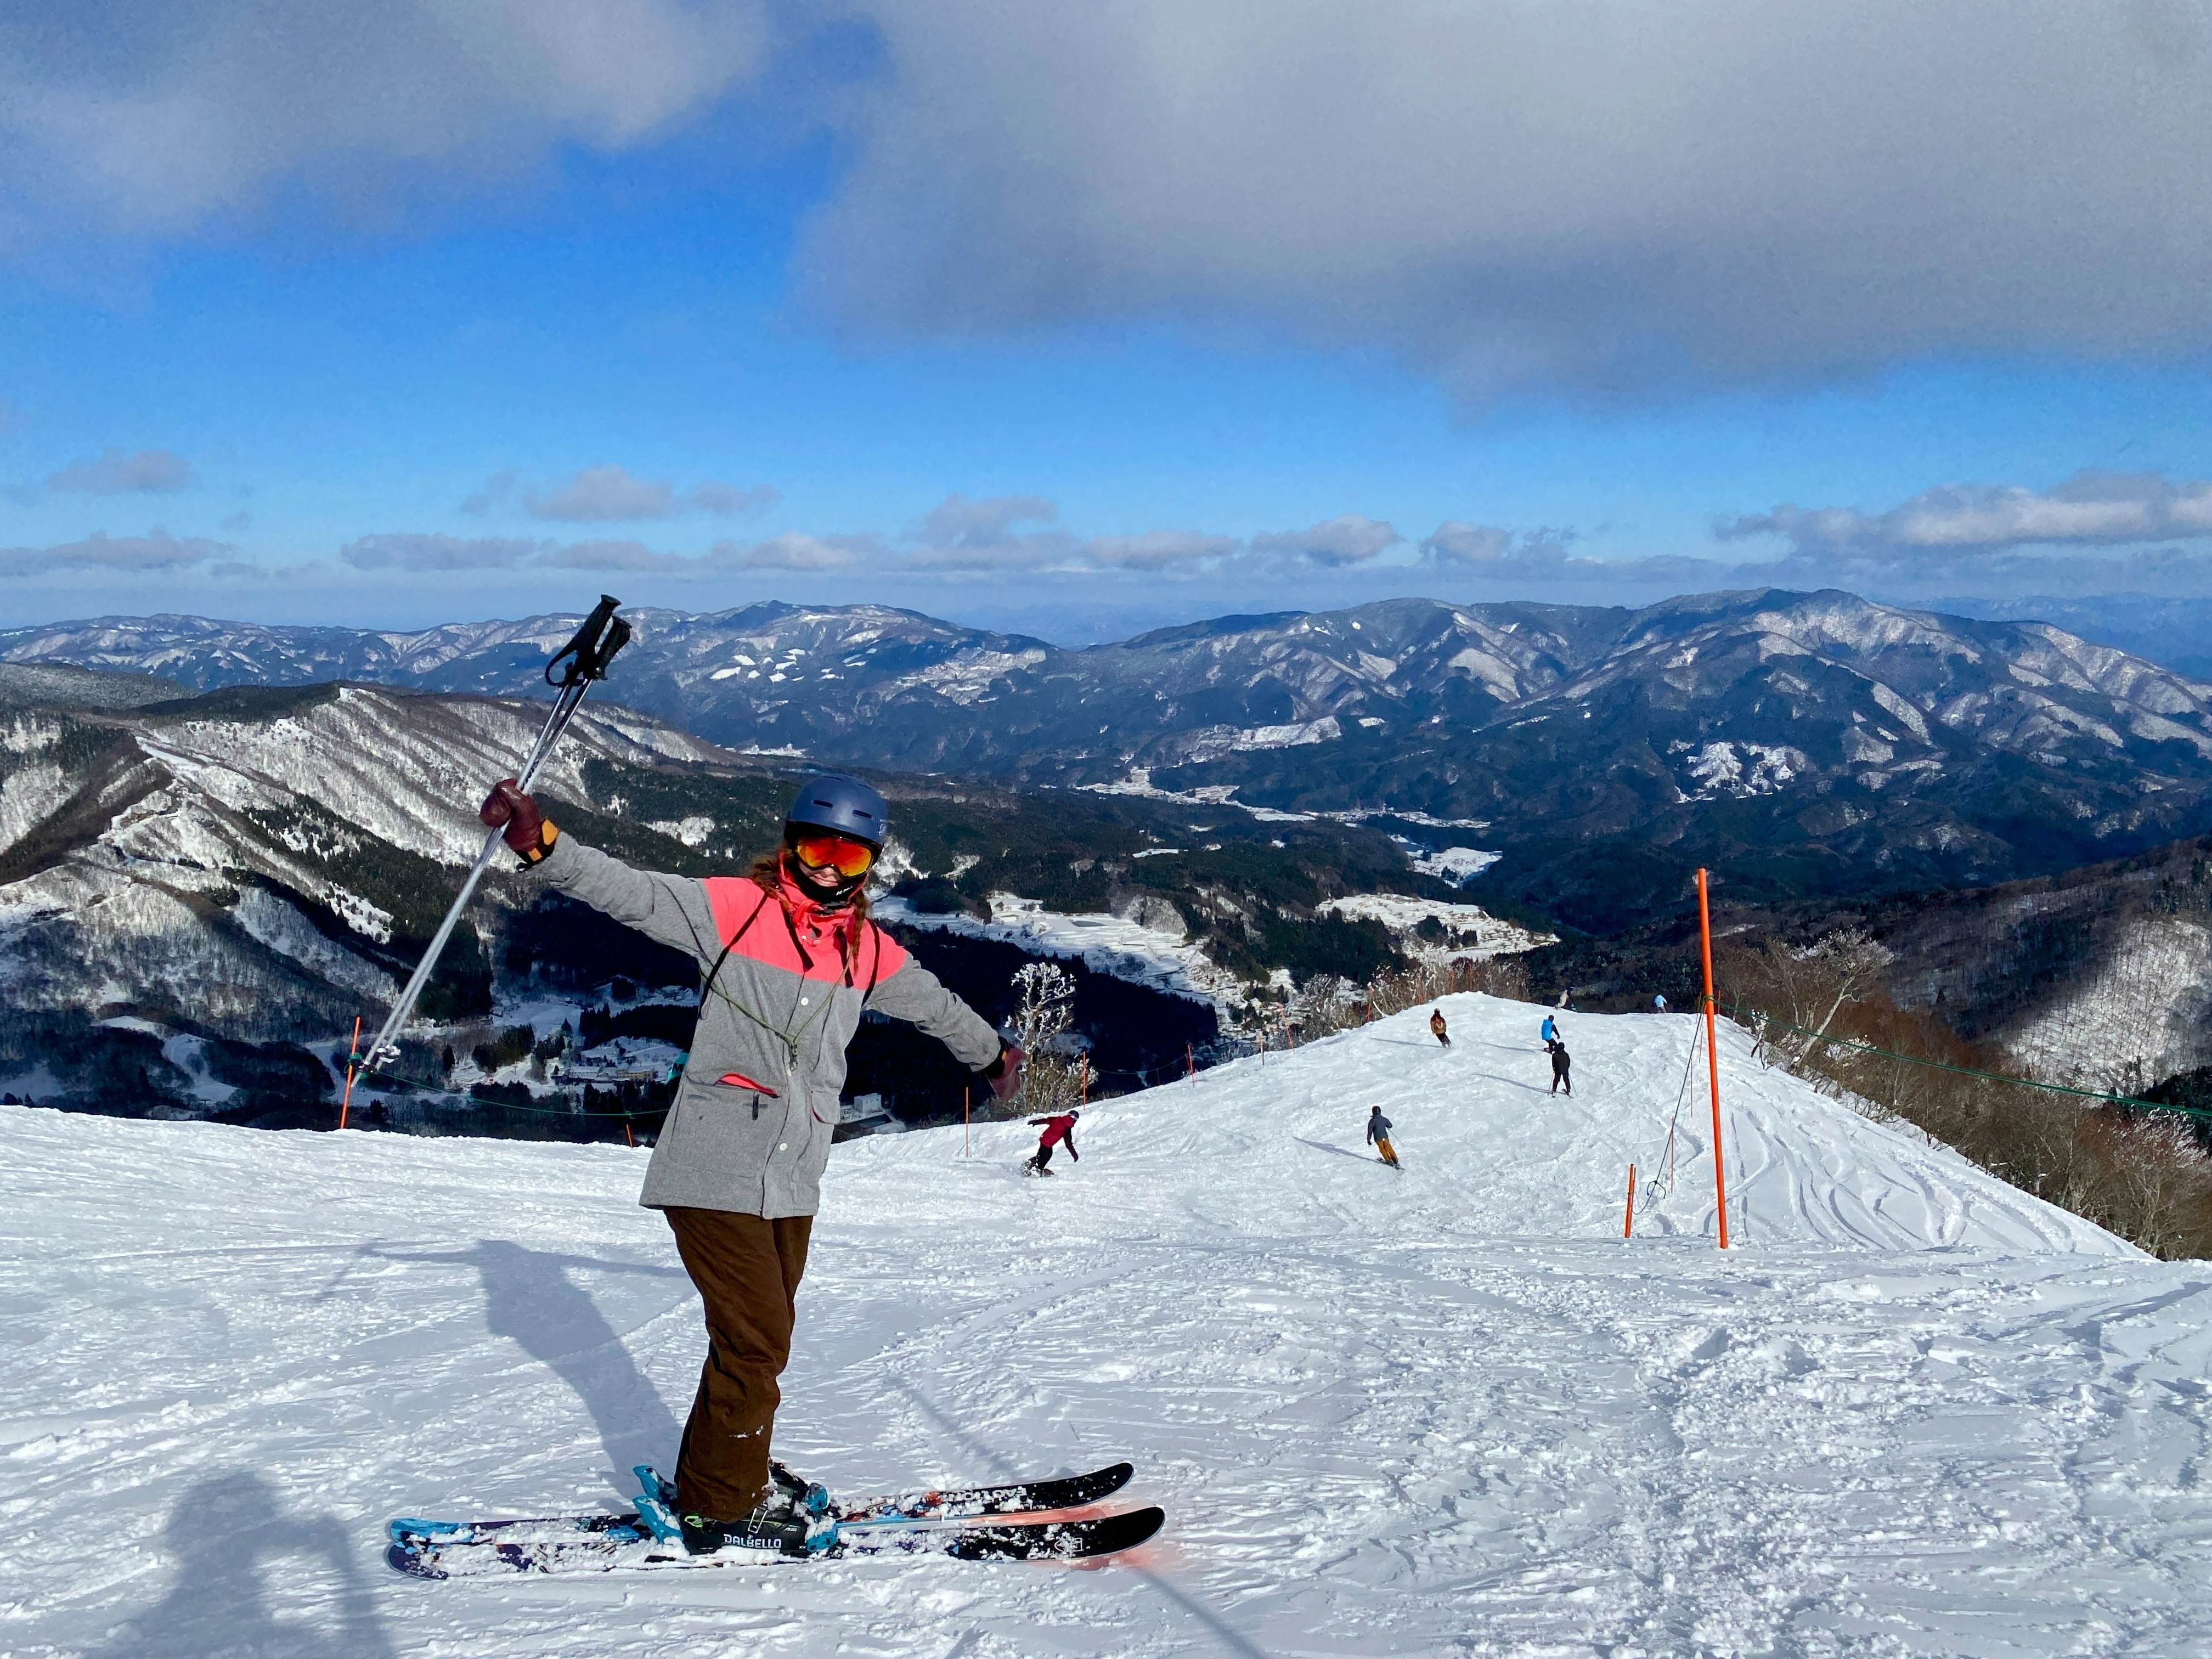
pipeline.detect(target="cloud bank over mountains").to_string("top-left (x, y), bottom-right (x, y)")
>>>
top-left (7, 3), bottom-right (2212, 399)
top-left (20, 469), bottom-right (2212, 610)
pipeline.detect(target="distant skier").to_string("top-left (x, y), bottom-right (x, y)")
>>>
top-left (478, 771), bottom-right (1024, 1558)
top-left (1548, 1039), bottom-right (1572, 1096)
top-left (1430, 1009), bottom-right (1450, 1047)
top-left (1539, 1012), bottom-right (1560, 1045)
top-left (1365, 1104), bottom-right (1400, 1167)
top-left (1026, 1108), bottom-right (1080, 1175)
top-left (1652, 994), bottom-right (1668, 1014)
top-left (1556, 988), bottom-right (1571, 1011)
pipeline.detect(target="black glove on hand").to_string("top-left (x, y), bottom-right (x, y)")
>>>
top-left (480, 778), bottom-right (558, 866)
top-left (984, 1040), bottom-right (1025, 1103)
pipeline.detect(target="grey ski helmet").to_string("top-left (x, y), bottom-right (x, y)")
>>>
top-left (785, 773), bottom-right (889, 849)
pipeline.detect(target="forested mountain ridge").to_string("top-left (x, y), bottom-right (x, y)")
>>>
top-left (13, 588), bottom-right (2208, 930)
top-left (0, 669), bottom-right (1491, 1120)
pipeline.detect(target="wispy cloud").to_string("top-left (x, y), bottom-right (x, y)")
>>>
top-left (44, 448), bottom-right (194, 495)
top-left (1249, 515), bottom-right (1401, 568)
top-left (340, 533), bottom-right (536, 572)
top-left (0, 528), bottom-right (229, 577)
top-left (1421, 522), bottom-right (1579, 566)
top-left (1082, 529), bottom-right (1240, 571)
top-left (715, 532), bottom-right (879, 572)
top-left (485, 464), bottom-right (780, 523)
top-left (1720, 472), bottom-right (2212, 561)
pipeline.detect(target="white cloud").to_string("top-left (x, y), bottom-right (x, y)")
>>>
top-left (1082, 529), bottom-right (1238, 571)
top-left (1421, 522), bottom-right (1512, 565)
top-left (799, 1), bottom-right (2212, 399)
top-left (340, 533), bottom-right (535, 572)
top-left (1249, 515), bottom-right (1401, 568)
top-left (689, 480), bottom-right (781, 517)
top-left (515, 465), bottom-right (779, 522)
top-left (1721, 472), bottom-right (2212, 561)
top-left (525, 465), bottom-right (679, 522)
top-left (45, 448), bottom-right (194, 495)
top-left (710, 532), bottom-right (879, 571)
top-left (0, 2), bottom-right (774, 237)
top-left (18, 7), bottom-right (2212, 399)
top-left (529, 538), bottom-right (682, 572)
top-left (0, 528), bottom-right (228, 577)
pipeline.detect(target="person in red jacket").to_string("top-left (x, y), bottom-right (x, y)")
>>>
top-left (1025, 1108), bottom-right (1080, 1175)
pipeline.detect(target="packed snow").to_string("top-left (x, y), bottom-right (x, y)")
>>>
top-left (874, 891), bottom-right (1242, 1008)
top-left (1407, 845), bottom-right (1502, 884)
top-left (7, 994), bottom-right (2212, 1658)
top-left (1317, 893), bottom-right (1553, 959)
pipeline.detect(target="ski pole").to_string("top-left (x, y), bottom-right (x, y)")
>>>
top-left (338, 1015), bottom-right (362, 1130)
top-left (363, 597), bottom-right (629, 1066)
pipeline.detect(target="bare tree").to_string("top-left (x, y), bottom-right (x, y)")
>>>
top-left (1002, 961), bottom-right (1083, 1118)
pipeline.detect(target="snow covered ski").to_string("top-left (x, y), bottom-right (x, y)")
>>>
top-left (388, 1463), bottom-right (1159, 1577)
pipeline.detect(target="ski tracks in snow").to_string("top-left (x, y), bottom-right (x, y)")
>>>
top-left (5, 994), bottom-right (2212, 1656)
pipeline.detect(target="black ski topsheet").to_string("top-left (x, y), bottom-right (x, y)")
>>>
top-left (386, 1505), bottom-right (1165, 1578)
top-left (840, 1460), bottom-right (1135, 1524)
top-left (386, 1460), bottom-right (1135, 1551)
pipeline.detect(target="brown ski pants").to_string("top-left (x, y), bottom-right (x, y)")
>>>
top-left (663, 1206), bottom-right (814, 1521)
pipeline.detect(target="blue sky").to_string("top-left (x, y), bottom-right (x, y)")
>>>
top-left (4, 3), bottom-right (2211, 644)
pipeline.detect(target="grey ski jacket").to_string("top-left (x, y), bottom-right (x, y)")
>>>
top-left (537, 835), bottom-right (1001, 1217)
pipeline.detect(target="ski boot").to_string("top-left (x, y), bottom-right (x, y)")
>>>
top-left (770, 1459), bottom-right (836, 1519)
top-left (680, 1485), bottom-right (838, 1558)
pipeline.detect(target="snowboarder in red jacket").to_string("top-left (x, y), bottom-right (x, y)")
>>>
top-left (1026, 1109), bottom-right (1079, 1175)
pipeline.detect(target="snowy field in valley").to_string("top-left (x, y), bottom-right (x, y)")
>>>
top-left (6, 995), bottom-right (2212, 1657)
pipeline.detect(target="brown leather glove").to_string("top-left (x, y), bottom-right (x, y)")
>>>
top-left (983, 1040), bottom-right (1025, 1103)
top-left (480, 778), bottom-right (558, 866)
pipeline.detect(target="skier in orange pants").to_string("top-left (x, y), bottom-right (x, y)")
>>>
top-left (1365, 1105), bottom-right (1400, 1169)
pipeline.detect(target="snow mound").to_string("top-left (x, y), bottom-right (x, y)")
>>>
top-left (874, 891), bottom-right (1242, 1008)
top-left (9, 996), bottom-right (2212, 1657)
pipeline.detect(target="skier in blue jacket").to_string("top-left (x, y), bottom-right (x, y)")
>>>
top-left (1539, 1013), bottom-right (1560, 1045)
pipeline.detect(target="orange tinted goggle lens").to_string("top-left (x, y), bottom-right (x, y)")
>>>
top-left (792, 834), bottom-right (876, 878)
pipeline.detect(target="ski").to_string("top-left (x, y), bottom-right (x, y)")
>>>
top-left (833, 1459), bottom-right (1135, 1525)
top-left (386, 1505), bottom-right (1164, 1578)
top-left (388, 1460), bottom-right (1132, 1548)
top-left (386, 1460), bottom-right (1141, 1573)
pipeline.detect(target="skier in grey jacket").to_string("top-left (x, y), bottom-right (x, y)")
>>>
top-left (481, 771), bottom-right (1022, 1557)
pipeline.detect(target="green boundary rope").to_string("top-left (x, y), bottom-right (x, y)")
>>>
top-left (1717, 1000), bottom-right (2212, 1125)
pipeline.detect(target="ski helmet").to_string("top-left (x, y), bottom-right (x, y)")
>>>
top-left (784, 774), bottom-right (889, 849)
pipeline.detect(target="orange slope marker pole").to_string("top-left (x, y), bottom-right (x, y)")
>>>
top-left (337, 1016), bottom-right (362, 1131)
top-left (1698, 868), bottom-right (1729, 1250)
top-left (1624, 1164), bottom-right (1636, 1239)
top-left (964, 1084), bottom-right (972, 1159)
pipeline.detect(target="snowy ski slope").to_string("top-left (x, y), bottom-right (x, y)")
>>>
top-left (7, 994), bottom-right (2212, 1657)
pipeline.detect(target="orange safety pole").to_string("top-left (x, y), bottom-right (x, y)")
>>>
top-left (338, 1015), bottom-right (361, 1131)
top-left (1080, 1056), bottom-right (1090, 1106)
top-left (1624, 1164), bottom-right (1636, 1239)
top-left (1187, 1042), bottom-right (1194, 1079)
top-left (964, 1084), bottom-right (971, 1158)
top-left (1698, 868), bottom-right (1729, 1250)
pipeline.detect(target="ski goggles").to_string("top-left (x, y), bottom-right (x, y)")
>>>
top-left (789, 832), bottom-right (878, 879)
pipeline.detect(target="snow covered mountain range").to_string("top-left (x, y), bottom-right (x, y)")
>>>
top-left (11, 588), bottom-right (2210, 927)
top-left (0, 668), bottom-right (1519, 1118)
top-left (9, 992), bottom-right (2208, 1655)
